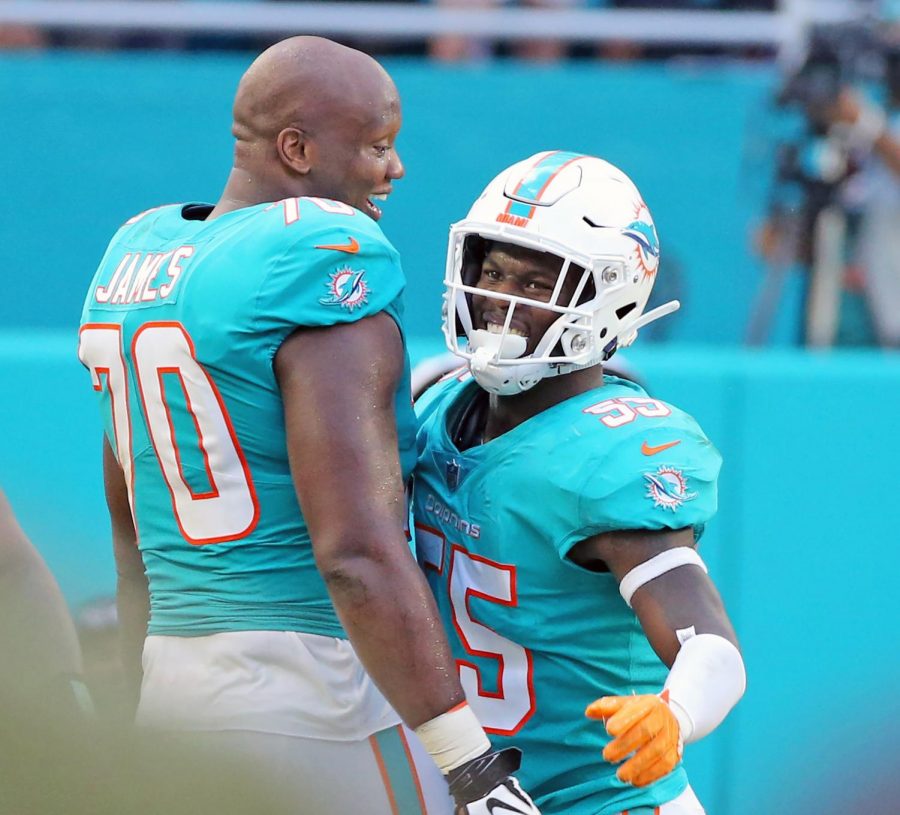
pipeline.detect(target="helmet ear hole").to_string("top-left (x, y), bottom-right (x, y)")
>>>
top-left (615, 302), bottom-right (637, 321)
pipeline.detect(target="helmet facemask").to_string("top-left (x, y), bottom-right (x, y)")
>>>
top-left (445, 233), bottom-right (626, 395)
top-left (442, 152), bottom-right (680, 396)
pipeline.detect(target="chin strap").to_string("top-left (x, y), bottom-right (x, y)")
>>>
top-left (464, 299), bottom-right (680, 393)
top-left (467, 329), bottom-right (533, 395)
top-left (469, 346), bottom-right (497, 379)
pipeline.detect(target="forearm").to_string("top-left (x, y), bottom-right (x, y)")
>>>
top-left (662, 632), bottom-right (745, 744)
top-left (629, 556), bottom-right (739, 667)
top-left (624, 548), bottom-right (745, 742)
top-left (587, 542), bottom-right (745, 788)
top-left (322, 545), bottom-right (465, 729)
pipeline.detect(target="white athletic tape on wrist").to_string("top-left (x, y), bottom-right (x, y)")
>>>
top-left (618, 547), bottom-right (708, 607)
top-left (414, 703), bottom-right (491, 775)
top-left (663, 633), bottom-right (746, 744)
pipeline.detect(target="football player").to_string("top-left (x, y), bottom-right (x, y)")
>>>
top-left (413, 152), bottom-right (745, 814)
top-left (78, 37), bottom-right (538, 815)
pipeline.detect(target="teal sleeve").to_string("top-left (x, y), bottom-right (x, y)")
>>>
top-left (553, 420), bottom-right (722, 559)
top-left (260, 221), bottom-right (405, 331)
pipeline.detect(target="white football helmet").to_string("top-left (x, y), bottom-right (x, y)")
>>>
top-left (443, 150), bottom-right (679, 395)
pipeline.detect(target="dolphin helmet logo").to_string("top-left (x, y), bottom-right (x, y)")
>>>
top-left (622, 203), bottom-right (660, 277)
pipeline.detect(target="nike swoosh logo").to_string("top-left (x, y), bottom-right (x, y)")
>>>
top-left (641, 440), bottom-right (681, 456)
top-left (486, 798), bottom-right (529, 815)
top-left (315, 236), bottom-right (360, 254)
top-left (485, 781), bottom-right (533, 814)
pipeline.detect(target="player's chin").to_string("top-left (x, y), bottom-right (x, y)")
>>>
top-left (362, 198), bottom-right (383, 221)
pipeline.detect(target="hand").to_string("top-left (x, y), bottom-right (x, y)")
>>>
top-left (585, 692), bottom-right (682, 787)
top-left (447, 748), bottom-right (541, 815)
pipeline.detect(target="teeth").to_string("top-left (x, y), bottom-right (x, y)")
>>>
top-left (486, 323), bottom-right (526, 337)
top-left (371, 194), bottom-right (388, 202)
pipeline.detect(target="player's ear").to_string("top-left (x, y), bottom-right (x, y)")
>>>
top-left (276, 127), bottom-right (312, 175)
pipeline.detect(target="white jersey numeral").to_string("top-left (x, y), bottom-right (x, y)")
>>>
top-left (416, 523), bottom-right (535, 737)
top-left (307, 197), bottom-right (357, 216)
top-left (415, 524), bottom-right (445, 574)
top-left (265, 197), bottom-right (302, 225)
top-left (450, 546), bottom-right (535, 735)
top-left (583, 396), bottom-right (671, 427)
top-left (79, 321), bottom-right (259, 544)
top-left (79, 323), bottom-right (135, 508)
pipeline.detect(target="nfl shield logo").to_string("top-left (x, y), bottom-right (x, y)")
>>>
top-left (446, 458), bottom-right (461, 491)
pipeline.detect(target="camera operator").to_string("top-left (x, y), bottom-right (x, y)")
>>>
top-left (750, 16), bottom-right (900, 349)
top-left (824, 83), bottom-right (900, 346)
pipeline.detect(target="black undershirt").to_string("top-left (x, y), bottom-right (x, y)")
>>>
top-left (451, 388), bottom-right (491, 451)
top-left (181, 203), bottom-right (214, 221)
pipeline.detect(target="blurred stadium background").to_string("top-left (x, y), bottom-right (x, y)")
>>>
top-left (1, 0), bottom-right (899, 812)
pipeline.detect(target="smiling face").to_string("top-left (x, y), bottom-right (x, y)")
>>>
top-left (305, 79), bottom-right (404, 221)
top-left (229, 38), bottom-right (405, 221)
top-left (470, 241), bottom-right (582, 356)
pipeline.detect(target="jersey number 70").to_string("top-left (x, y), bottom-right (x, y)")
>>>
top-left (79, 321), bottom-right (259, 544)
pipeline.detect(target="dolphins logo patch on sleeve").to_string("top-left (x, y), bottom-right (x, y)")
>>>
top-left (644, 466), bottom-right (697, 511)
top-left (319, 266), bottom-right (369, 311)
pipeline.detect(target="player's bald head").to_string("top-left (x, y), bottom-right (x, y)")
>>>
top-left (216, 36), bottom-right (404, 219)
top-left (232, 36), bottom-right (397, 145)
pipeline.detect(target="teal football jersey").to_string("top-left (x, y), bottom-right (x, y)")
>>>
top-left (79, 198), bottom-right (417, 638)
top-left (413, 372), bottom-right (722, 815)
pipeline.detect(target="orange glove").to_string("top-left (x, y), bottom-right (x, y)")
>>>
top-left (585, 691), bottom-right (682, 787)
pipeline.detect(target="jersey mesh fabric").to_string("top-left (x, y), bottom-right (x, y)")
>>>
top-left (413, 374), bottom-right (721, 815)
top-left (80, 199), bottom-right (417, 637)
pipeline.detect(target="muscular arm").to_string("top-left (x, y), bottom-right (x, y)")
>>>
top-left (574, 527), bottom-right (744, 787)
top-left (103, 436), bottom-right (148, 711)
top-left (569, 527), bottom-right (738, 667)
top-left (275, 312), bottom-right (465, 728)
top-left (0, 488), bottom-right (84, 687)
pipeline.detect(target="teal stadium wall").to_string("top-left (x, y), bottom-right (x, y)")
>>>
top-left (2, 52), bottom-right (899, 813)
top-left (1, 50), bottom-right (797, 343)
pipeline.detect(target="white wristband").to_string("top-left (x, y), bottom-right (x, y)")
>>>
top-left (663, 633), bottom-right (746, 744)
top-left (414, 702), bottom-right (491, 774)
top-left (618, 547), bottom-right (707, 607)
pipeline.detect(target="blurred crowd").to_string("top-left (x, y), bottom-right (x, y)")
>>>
top-left (0, 0), bottom-right (777, 61)
top-left (5, 0), bottom-right (900, 351)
